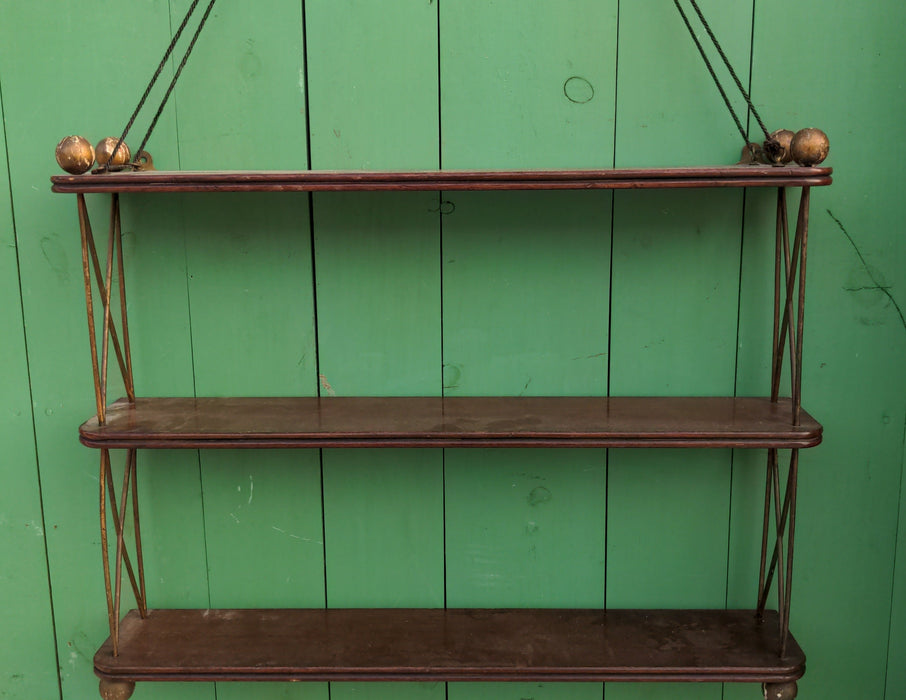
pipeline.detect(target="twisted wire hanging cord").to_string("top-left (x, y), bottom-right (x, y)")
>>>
top-left (108, 0), bottom-right (204, 168)
top-left (686, 0), bottom-right (772, 142)
top-left (672, 0), bottom-right (750, 146)
top-left (133, 0), bottom-right (218, 163)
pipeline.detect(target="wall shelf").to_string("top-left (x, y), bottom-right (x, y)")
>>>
top-left (96, 608), bottom-right (804, 684)
top-left (81, 396), bottom-right (821, 450)
top-left (51, 165), bottom-right (831, 193)
top-left (53, 164), bottom-right (829, 699)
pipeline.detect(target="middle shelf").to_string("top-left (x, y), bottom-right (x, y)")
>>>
top-left (80, 396), bottom-right (821, 450)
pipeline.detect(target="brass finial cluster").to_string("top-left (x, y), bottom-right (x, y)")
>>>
top-left (54, 136), bottom-right (135, 174)
top-left (740, 128), bottom-right (830, 167)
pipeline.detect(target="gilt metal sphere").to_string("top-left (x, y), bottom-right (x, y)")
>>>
top-left (95, 137), bottom-right (131, 167)
top-left (55, 135), bottom-right (95, 174)
top-left (790, 128), bottom-right (829, 167)
top-left (767, 129), bottom-right (795, 165)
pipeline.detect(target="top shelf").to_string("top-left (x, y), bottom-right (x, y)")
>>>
top-left (51, 166), bottom-right (832, 194)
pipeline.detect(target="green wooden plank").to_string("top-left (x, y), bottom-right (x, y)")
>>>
top-left (322, 450), bottom-right (444, 607)
top-left (306, 4), bottom-right (443, 700)
top-left (440, 191), bottom-right (611, 398)
top-left (614, 0), bottom-right (754, 168)
top-left (607, 3), bottom-right (753, 699)
top-left (306, 0), bottom-right (440, 170)
top-left (445, 449), bottom-right (605, 607)
top-left (0, 79), bottom-right (61, 700)
top-left (732, 2), bottom-right (906, 700)
top-left (440, 0), bottom-right (617, 169)
top-left (313, 192), bottom-right (442, 396)
top-left (168, 0), bottom-right (308, 170)
top-left (170, 4), bottom-right (324, 700)
top-left (441, 5), bottom-right (615, 700)
top-left (0, 3), bottom-right (212, 699)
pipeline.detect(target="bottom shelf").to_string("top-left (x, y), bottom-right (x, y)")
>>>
top-left (96, 608), bottom-right (804, 684)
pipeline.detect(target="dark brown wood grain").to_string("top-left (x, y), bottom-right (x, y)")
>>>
top-left (94, 608), bottom-right (805, 683)
top-left (79, 396), bottom-right (822, 449)
top-left (51, 166), bottom-right (832, 193)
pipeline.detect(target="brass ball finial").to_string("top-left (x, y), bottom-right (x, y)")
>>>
top-left (790, 128), bottom-right (829, 167)
top-left (95, 137), bottom-right (131, 168)
top-left (55, 135), bottom-right (95, 174)
top-left (765, 129), bottom-right (795, 165)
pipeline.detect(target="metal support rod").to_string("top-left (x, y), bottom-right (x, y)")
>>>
top-left (103, 458), bottom-right (142, 610)
top-left (770, 459), bottom-right (786, 625)
top-left (112, 454), bottom-right (133, 651)
top-left (757, 459), bottom-right (794, 612)
top-left (792, 188), bottom-right (810, 425)
top-left (771, 198), bottom-right (802, 409)
top-left (99, 199), bottom-right (117, 411)
top-left (130, 451), bottom-right (147, 617)
top-left (86, 229), bottom-right (131, 398)
top-left (99, 451), bottom-right (116, 654)
top-left (770, 190), bottom-right (784, 403)
top-left (78, 195), bottom-right (105, 423)
top-left (113, 196), bottom-right (136, 401)
top-left (757, 448), bottom-right (776, 617)
top-left (780, 450), bottom-right (800, 656)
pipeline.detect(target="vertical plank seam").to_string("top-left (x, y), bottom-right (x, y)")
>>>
top-left (436, 1), bottom-right (450, 631)
top-left (300, 11), bottom-right (332, 682)
top-left (883, 414), bottom-right (906, 699)
top-left (604, 0), bottom-right (623, 633)
top-left (0, 67), bottom-right (64, 700)
top-left (165, 14), bottom-right (216, 696)
top-left (724, 8), bottom-right (760, 699)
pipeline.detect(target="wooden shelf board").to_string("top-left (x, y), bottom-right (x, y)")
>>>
top-left (52, 166), bottom-right (832, 193)
top-left (95, 608), bottom-right (804, 683)
top-left (80, 396), bottom-right (822, 449)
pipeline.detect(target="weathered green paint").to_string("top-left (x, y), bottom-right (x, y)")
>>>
top-left (307, 4), bottom-right (443, 700)
top-left (606, 2), bottom-right (754, 697)
top-left (0, 3), bottom-right (904, 700)
top-left (440, 6), bottom-right (615, 700)
top-left (0, 79), bottom-right (61, 700)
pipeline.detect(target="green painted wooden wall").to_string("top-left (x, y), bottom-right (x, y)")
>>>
top-left (0, 2), bottom-right (903, 699)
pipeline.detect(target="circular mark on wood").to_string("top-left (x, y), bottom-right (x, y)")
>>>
top-left (564, 76), bottom-right (594, 104)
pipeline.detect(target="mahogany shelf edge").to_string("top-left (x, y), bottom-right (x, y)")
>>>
top-left (79, 396), bottom-right (822, 450)
top-left (51, 166), bottom-right (832, 193)
top-left (95, 608), bottom-right (804, 684)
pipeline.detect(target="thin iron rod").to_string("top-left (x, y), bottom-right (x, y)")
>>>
top-left (111, 454), bottom-right (133, 651)
top-left (103, 458), bottom-right (141, 608)
top-left (99, 451), bottom-right (116, 653)
top-left (99, 198), bottom-right (118, 409)
top-left (758, 455), bottom-right (797, 612)
top-left (780, 450), bottom-right (799, 656)
top-left (108, 0), bottom-right (204, 170)
top-left (757, 448), bottom-right (775, 616)
top-left (113, 196), bottom-right (136, 401)
top-left (134, 0), bottom-right (218, 160)
top-left (770, 458), bottom-right (786, 623)
top-left (686, 0), bottom-right (771, 140)
top-left (793, 188), bottom-right (811, 425)
top-left (130, 450), bottom-right (148, 616)
top-left (771, 198), bottom-right (803, 407)
top-left (77, 195), bottom-right (104, 423)
top-left (672, 0), bottom-right (749, 145)
top-left (86, 231), bottom-right (130, 398)
top-left (770, 190), bottom-right (785, 402)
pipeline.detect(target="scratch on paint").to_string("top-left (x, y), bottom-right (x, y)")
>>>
top-left (271, 526), bottom-right (321, 544)
top-left (229, 512), bottom-right (240, 524)
top-left (828, 209), bottom-right (906, 333)
top-left (248, 475), bottom-right (254, 505)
